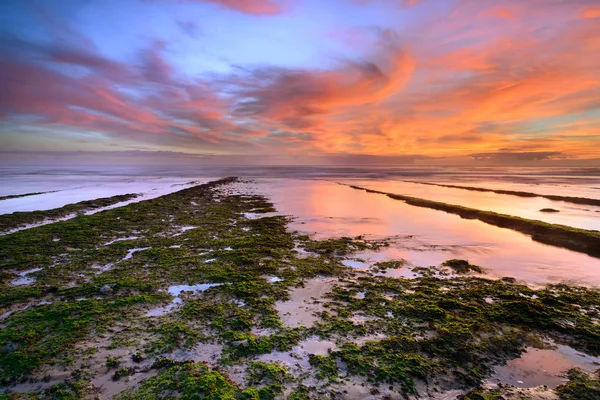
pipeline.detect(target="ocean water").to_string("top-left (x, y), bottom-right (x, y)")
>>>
top-left (1, 165), bottom-right (600, 286)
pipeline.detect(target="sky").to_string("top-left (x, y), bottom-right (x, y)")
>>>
top-left (1, 0), bottom-right (599, 165)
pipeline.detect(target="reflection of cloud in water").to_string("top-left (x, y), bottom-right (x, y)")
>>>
top-left (322, 216), bottom-right (383, 224)
top-left (353, 237), bottom-right (498, 268)
top-left (488, 343), bottom-right (600, 389)
top-left (243, 179), bottom-right (600, 287)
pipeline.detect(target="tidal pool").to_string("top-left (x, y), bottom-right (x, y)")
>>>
top-left (11, 267), bottom-right (43, 286)
top-left (487, 344), bottom-right (600, 388)
top-left (342, 179), bottom-right (600, 231)
top-left (249, 178), bottom-right (600, 286)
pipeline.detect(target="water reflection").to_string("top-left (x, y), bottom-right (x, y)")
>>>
top-left (488, 344), bottom-right (600, 388)
top-left (256, 179), bottom-right (600, 286)
top-left (342, 179), bottom-right (600, 231)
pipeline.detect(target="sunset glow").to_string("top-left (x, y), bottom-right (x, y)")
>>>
top-left (1, 0), bottom-right (599, 163)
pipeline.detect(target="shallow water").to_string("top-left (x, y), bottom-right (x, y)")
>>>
top-left (147, 283), bottom-right (223, 317)
top-left (343, 179), bottom-right (600, 231)
top-left (10, 267), bottom-right (43, 286)
top-left (487, 344), bottom-right (600, 388)
top-left (122, 248), bottom-right (151, 261)
top-left (251, 179), bottom-right (600, 286)
top-left (423, 173), bottom-right (600, 200)
top-left (0, 175), bottom-right (214, 214)
top-left (342, 259), bottom-right (370, 269)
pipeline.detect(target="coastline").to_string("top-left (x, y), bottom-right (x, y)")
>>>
top-left (1, 177), bottom-right (598, 399)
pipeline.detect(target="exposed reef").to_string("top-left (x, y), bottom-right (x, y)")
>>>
top-left (0, 177), bottom-right (598, 399)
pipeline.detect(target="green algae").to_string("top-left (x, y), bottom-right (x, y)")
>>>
top-left (1, 177), bottom-right (599, 399)
top-left (0, 379), bottom-right (95, 400)
top-left (556, 368), bottom-right (600, 399)
top-left (119, 361), bottom-right (240, 400)
top-left (298, 236), bottom-right (388, 257)
top-left (308, 354), bottom-right (338, 382)
top-left (308, 274), bottom-right (600, 391)
top-left (247, 361), bottom-right (289, 387)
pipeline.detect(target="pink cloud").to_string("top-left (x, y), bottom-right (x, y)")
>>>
top-left (179, 0), bottom-right (283, 15)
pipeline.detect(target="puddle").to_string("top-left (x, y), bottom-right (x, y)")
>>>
top-left (1, 310), bottom-right (14, 320)
top-left (267, 276), bottom-right (283, 283)
top-left (147, 283), bottom-right (223, 316)
top-left (243, 212), bottom-right (280, 220)
top-left (167, 284), bottom-right (222, 297)
top-left (11, 268), bottom-right (43, 285)
top-left (349, 179), bottom-right (600, 231)
top-left (92, 264), bottom-right (113, 273)
top-left (104, 236), bottom-right (138, 246)
top-left (122, 247), bottom-right (151, 261)
top-left (299, 338), bottom-right (337, 355)
top-left (244, 212), bottom-right (263, 219)
top-left (341, 259), bottom-right (370, 269)
top-left (294, 244), bottom-right (312, 258)
top-left (487, 344), bottom-right (600, 388)
top-left (173, 226), bottom-right (197, 236)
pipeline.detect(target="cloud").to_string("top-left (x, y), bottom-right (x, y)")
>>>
top-left (582, 7), bottom-right (600, 19)
top-left (176, 0), bottom-right (283, 15)
top-left (226, 31), bottom-right (414, 145)
top-left (1, 0), bottom-right (600, 160)
top-left (469, 151), bottom-right (564, 161)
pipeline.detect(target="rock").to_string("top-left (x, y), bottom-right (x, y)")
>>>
top-left (100, 284), bottom-right (113, 295)
top-left (132, 353), bottom-right (144, 363)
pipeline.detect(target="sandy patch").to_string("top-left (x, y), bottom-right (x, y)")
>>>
top-left (275, 277), bottom-right (338, 328)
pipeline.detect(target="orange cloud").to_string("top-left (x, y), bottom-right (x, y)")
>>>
top-left (228, 34), bottom-right (415, 139)
top-left (583, 7), bottom-right (600, 19)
